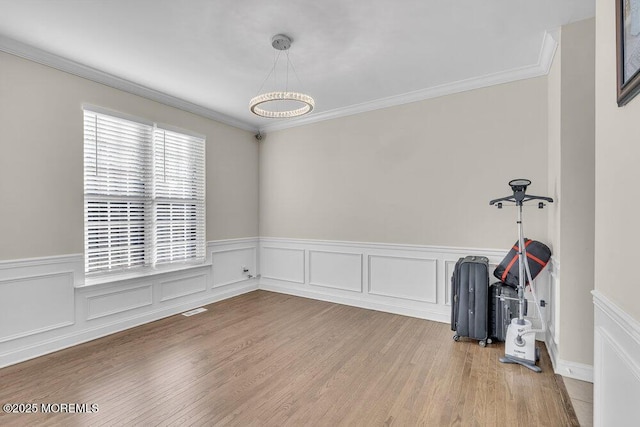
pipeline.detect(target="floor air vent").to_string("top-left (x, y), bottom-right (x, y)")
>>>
top-left (182, 307), bottom-right (208, 317)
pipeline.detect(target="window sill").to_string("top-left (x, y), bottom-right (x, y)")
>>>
top-left (78, 261), bottom-right (211, 288)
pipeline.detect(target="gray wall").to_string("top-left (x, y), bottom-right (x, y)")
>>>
top-left (548, 19), bottom-right (596, 366)
top-left (595, 0), bottom-right (640, 321)
top-left (547, 31), bottom-right (562, 259)
top-left (259, 77), bottom-right (549, 249)
top-left (0, 51), bottom-right (259, 261)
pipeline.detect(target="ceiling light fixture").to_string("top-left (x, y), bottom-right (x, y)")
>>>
top-left (249, 34), bottom-right (314, 119)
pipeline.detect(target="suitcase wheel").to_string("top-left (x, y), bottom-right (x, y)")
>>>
top-left (453, 334), bottom-right (460, 342)
top-left (479, 340), bottom-right (487, 347)
top-left (487, 338), bottom-right (493, 345)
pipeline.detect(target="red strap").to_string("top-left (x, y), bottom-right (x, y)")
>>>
top-left (501, 255), bottom-right (519, 281)
top-left (502, 240), bottom-right (535, 281)
top-left (511, 239), bottom-right (533, 252)
top-left (526, 252), bottom-right (547, 267)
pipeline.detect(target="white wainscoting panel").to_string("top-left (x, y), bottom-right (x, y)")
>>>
top-left (159, 272), bottom-right (208, 302)
top-left (544, 258), bottom-right (560, 373)
top-left (444, 260), bottom-right (458, 306)
top-left (550, 259), bottom-right (559, 345)
top-left (368, 255), bottom-right (437, 303)
top-left (309, 250), bottom-right (362, 292)
top-left (0, 272), bottom-right (75, 342)
top-left (593, 290), bottom-right (640, 426)
top-left (86, 284), bottom-right (153, 321)
top-left (0, 238), bottom-right (259, 368)
top-left (212, 247), bottom-right (257, 288)
top-left (259, 238), bottom-right (515, 324)
top-left (261, 246), bottom-right (305, 284)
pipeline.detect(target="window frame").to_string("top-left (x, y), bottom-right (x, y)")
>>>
top-left (83, 105), bottom-right (206, 277)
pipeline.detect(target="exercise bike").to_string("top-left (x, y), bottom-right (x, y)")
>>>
top-left (490, 179), bottom-right (553, 373)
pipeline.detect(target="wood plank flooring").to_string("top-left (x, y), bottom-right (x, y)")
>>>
top-left (0, 291), bottom-right (578, 426)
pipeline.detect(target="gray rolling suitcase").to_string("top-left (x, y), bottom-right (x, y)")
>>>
top-left (451, 256), bottom-right (491, 347)
top-left (489, 282), bottom-right (527, 341)
top-left (489, 282), bottom-right (517, 342)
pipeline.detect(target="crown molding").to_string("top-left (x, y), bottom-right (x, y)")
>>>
top-left (1, 30), bottom-right (558, 135)
top-left (0, 35), bottom-right (257, 132)
top-left (259, 30), bottom-right (559, 133)
top-left (539, 28), bottom-right (560, 75)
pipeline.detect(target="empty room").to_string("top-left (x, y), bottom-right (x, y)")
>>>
top-left (0, 0), bottom-right (638, 426)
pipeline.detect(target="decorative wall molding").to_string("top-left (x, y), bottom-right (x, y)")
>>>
top-left (308, 250), bottom-right (363, 293)
top-left (0, 253), bottom-right (84, 286)
top-left (0, 238), bottom-right (260, 368)
top-left (443, 260), bottom-right (458, 306)
top-left (86, 284), bottom-right (153, 321)
top-left (593, 290), bottom-right (640, 346)
top-left (211, 246), bottom-right (258, 288)
top-left (261, 246), bottom-right (306, 284)
top-left (0, 253), bottom-right (83, 270)
top-left (593, 290), bottom-right (640, 425)
top-left (207, 237), bottom-right (261, 247)
top-left (0, 35), bottom-right (255, 132)
top-left (258, 237), bottom-right (510, 257)
top-left (546, 257), bottom-right (560, 363)
top-left (367, 255), bottom-right (438, 303)
top-left (0, 271), bottom-right (75, 343)
top-left (0, 236), bottom-right (569, 375)
top-left (257, 237), bottom-right (543, 326)
top-left (159, 272), bottom-right (208, 302)
top-left (259, 31), bottom-right (559, 133)
top-left (1, 281), bottom-right (258, 370)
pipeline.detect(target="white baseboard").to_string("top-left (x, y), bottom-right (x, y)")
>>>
top-left (544, 259), bottom-right (593, 382)
top-left (546, 325), bottom-right (559, 368)
top-left (593, 290), bottom-right (640, 427)
top-left (554, 359), bottom-right (594, 383)
top-left (260, 281), bottom-right (450, 323)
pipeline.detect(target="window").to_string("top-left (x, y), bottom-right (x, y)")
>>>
top-left (83, 107), bottom-right (205, 274)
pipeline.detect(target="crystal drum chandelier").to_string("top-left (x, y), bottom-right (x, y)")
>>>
top-left (249, 34), bottom-right (315, 119)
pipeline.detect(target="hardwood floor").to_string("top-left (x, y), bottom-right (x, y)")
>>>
top-left (0, 291), bottom-right (577, 426)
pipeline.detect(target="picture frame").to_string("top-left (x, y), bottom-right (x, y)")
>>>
top-left (617, 0), bottom-right (640, 106)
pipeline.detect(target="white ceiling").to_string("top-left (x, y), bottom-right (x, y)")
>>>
top-left (0, 0), bottom-right (594, 132)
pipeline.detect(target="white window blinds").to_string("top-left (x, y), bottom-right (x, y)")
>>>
top-left (83, 108), bottom-right (205, 274)
top-left (153, 128), bottom-right (205, 265)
